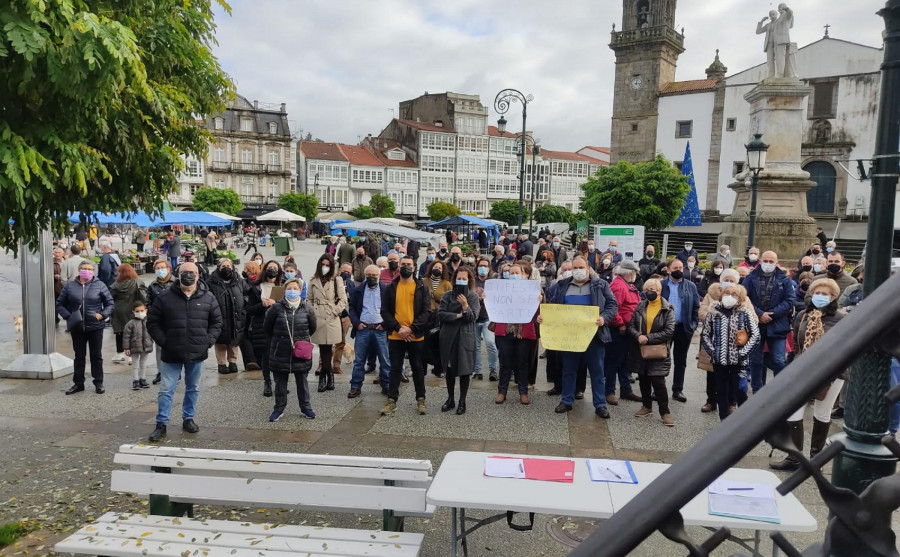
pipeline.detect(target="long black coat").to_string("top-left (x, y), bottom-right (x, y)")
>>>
top-left (56, 277), bottom-right (114, 333)
top-left (245, 282), bottom-right (271, 351)
top-left (626, 299), bottom-right (676, 377)
top-left (147, 282), bottom-right (222, 364)
top-left (264, 299), bottom-right (317, 374)
top-left (148, 276), bottom-right (177, 307)
top-left (438, 289), bottom-right (480, 376)
top-left (109, 279), bottom-right (144, 334)
top-left (207, 271), bottom-right (247, 345)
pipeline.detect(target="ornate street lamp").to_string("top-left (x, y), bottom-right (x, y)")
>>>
top-left (744, 133), bottom-right (768, 248)
top-left (494, 89), bottom-right (533, 233)
top-left (513, 134), bottom-right (540, 236)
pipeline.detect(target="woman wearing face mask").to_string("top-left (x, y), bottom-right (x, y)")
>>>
top-left (237, 261), bottom-right (262, 373)
top-left (308, 254), bottom-right (348, 393)
top-left (792, 271), bottom-right (815, 311)
top-left (770, 278), bottom-right (846, 470)
top-left (207, 259), bottom-right (247, 375)
top-left (596, 255), bottom-right (614, 283)
top-left (698, 269), bottom-right (756, 413)
top-left (536, 249), bottom-right (557, 288)
top-left (473, 257), bottom-right (499, 381)
top-left (147, 260), bottom-right (177, 384)
top-left (424, 259), bottom-right (453, 378)
top-left (685, 256), bottom-right (703, 285)
top-left (627, 279), bottom-right (677, 427)
top-left (494, 264), bottom-right (539, 405)
top-left (701, 284), bottom-right (759, 422)
top-left (438, 267), bottom-right (481, 414)
top-left (698, 261), bottom-right (724, 298)
top-left (716, 245), bottom-right (733, 269)
top-left (246, 260), bottom-right (284, 396)
top-left (250, 252), bottom-right (264, 268)
top-left (264, 278), bottom-right (318, 422)
top-left (109, 264), bottom-right (145, 365)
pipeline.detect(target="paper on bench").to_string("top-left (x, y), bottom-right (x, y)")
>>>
top-left (708, 479), bottom-right (774, 499)
top-left (484, 457), bottom-right (525, 479)
top-left (586, 459), bottom-right (638, 484)
top-left (708, 493), bottom-right (780, 524)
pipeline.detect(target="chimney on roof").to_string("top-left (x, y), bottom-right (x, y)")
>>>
top-left (253, 100), bottom-right (258, 109)
top-left (280, 103), bottom-right (286, 112)
top-left (416, 117), bottom-right (421, 123)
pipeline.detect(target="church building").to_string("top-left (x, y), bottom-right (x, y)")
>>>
top-left (608, 0), bottom-right (883, 219)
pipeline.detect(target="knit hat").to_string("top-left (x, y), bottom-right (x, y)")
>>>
top-left (618, 260), bottom-right (640, 274)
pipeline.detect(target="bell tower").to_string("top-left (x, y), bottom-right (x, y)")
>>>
top-left (609, 0), bottom-right (685, 164)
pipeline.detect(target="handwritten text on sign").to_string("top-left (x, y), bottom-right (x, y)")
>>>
top-left (539, 303), bottom-right (598, 352)
top-left (483, 279), bottom-right (541, 324)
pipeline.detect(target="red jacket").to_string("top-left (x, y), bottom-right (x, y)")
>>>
top-left (379, 268), bottom-right (399, 285)
top-left (608, 275), bottom-right (641, 328)
top-left (495, 321), bottom-right (537, 340)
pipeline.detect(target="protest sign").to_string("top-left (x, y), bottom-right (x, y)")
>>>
top-left (483, 279), bottom-right (541, 324)
top-left (539, 303), bottom-right (598, 352)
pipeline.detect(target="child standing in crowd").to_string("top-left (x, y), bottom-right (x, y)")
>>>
top-left (123, 301), bottom-right (154, 390)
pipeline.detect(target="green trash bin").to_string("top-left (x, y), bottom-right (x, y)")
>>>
top-left (273, 235), bottom-right (294, 256)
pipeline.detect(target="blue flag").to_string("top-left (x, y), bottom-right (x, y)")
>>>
top-left (674, 142), bottom-right (702, 226)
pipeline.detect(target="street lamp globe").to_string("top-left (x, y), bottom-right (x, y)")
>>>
top-left (497, 115), bottom-right (507, 134)
top-left (745, 133), bottom-right (769, 171)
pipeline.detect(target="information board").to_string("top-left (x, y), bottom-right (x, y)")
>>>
top-left (592, 225), bottom-right (645, 262)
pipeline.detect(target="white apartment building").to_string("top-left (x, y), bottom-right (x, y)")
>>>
top-left (298, 142), bottom-right (351, 210)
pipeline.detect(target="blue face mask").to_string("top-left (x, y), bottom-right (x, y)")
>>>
top-left (284, 272), bottom-right (295, 280)
top-left (719, 281), bottom-right (735, 289)
top-left (455, 279), bottom-right (468, 286)
top-left (477, 267), bottom-right (489, 277)
top-left (811, 294), bottom-right (831, 308)
top-left (502, 271), bottom-right (510, 279)
top-left (284, 289), bottom-right (301, 301)
top-left (427, 254), bottom-right (435, 261)
top-left (553, 242), bottom-right (560, 248)
top-left (826, 247), bottom-right (834, 253)
top-left (155, 268), bottom-right (168, 279)
top-left (508, 274), bottom-right (522, 280)
top-left (609, 246), bottom-right (617, 253)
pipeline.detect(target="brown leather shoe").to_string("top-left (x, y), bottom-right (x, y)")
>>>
top-left (701, 403), bottom-right (716, 413)
top-left (333, 367), bottom-right (343, 375)
top-left (661, 414), bottom-right (675, 427)
top-left (495, 393), bottom-right (506, 404)
top-left (622, 392), bottom-right (642, 402)
top-left (519, 394), bottom-right (530, 405)
top-left (347, 388), bottom-right (361, 399)
top-left (606, 394), bottom-right (619, 406)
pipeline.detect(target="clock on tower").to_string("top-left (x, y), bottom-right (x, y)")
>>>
top-left (609, 0), bottom-right (685, 164)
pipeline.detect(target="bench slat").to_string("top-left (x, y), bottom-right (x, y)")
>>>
top-left (57, 518), bottom-right (421, 557)
top-left (91, 512), bottom-right (422, 544)
top-left (114, 453), bottom-right (431, 484)
top-left (118, 445), bottom-right (432, 473)
top-left (111, 470), bottom-right (429, 514)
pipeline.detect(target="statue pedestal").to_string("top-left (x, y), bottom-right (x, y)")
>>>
top-left (1, 353), bottom-right (73, 380)
top-left (719, 80), bottom-right (817, 258)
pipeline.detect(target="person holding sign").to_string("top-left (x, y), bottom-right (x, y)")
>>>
top-left (437, 267), bottom-right (481, 414)
top-left (543, 256), bottom-right (618, 418)
top-left (493, 264), bottom-right (541, 405)
top-left (245, 260), bottom-right (285, 398)
top-left (627, 279), bottom-right (677, 426)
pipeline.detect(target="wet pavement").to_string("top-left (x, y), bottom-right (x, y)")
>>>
top-left (0, 239), bottom-right (877, 556)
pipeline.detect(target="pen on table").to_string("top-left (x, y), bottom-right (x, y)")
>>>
top-left (605, 467), bottom-right (622, 480)
top-left (727, 488), bottom-right (753, 491)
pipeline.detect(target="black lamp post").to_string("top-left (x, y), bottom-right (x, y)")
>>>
top-left (494, 89), bottom-right (533, 233)
top-left (744, 133), bottom-right (768, 249)
top-left (513, 133), bottom-right (540, 236)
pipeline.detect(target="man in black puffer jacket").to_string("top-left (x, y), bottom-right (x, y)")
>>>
top-left (146, 262), bottom-right (222, 442)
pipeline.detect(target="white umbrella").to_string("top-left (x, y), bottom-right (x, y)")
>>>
top-left (256, 208), bottom-right (306, 222)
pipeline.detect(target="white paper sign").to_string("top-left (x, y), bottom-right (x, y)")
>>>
top-left (484, 457), bottom-right (525, 479)
top-left (483, 279), bottom-right (541, 324)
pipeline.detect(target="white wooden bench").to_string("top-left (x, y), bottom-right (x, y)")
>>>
top-left (54, 511), bottom-right (424, 556)
top-left (109, 444), bottom-right (435, 532)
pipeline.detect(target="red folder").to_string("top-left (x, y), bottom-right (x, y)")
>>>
top-left (489, 456), bottom-right (575, 483)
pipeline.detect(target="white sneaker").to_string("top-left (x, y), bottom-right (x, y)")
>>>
top-left (112, 353), bottom-right (127, 363)
top-left (125, 357), bottom-right (133, 365)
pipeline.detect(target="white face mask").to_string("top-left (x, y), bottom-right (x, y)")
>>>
top-left (602, 259), bottom-right (611, 266)
top-left (688, 262), bottom-right (695, 269)
top-left (588, 244), bottom-right (595, 252)
top-left (721, 295), bottom-right (738, 309)
top-left (133, 312), bottom-right (147, 320)
top-left (572, 269), bottom-right (588, 282)
top-left (760, 262), bottom-right (776, 274)
top-left (748, 253), bottom-right (759, 262)
top-left (562, 270), bottom-right (573, 279)
top-left (713, 267), bottom-right (723, 276)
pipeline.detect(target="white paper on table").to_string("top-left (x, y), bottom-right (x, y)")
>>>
top-left (708, 479), bottom-right (775, 499)
top-left (484, 457), bottom-right (526, 479)
top-left (586, 459), bottom-right (635, 483)
top-left (708, 493), bottom-right (780, 523)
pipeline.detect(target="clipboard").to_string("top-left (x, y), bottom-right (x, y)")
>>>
top-left (269, 286), bottom-right (286, 301)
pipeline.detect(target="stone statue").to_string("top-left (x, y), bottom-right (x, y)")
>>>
top-left (756, 3), bottom-right (797, 79)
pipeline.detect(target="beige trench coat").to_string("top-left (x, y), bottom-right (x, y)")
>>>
top-left (308, 275), bottom-right (348, 345)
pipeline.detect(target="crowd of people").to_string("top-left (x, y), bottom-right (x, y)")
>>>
top-left (51, 225), bottom-right (893, 465)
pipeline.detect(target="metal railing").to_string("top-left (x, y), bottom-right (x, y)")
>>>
top-left (569, 271), bottom-right (900, 557)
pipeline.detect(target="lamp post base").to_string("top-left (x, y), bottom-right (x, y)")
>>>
top-left (1, 352), bottom-right (74, 380)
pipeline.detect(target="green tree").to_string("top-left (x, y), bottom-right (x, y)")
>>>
top-left (0, 0), bottom-right (233, 250)
top-left (489, 199), bottom-right (529, 227)
top-left (569, 211), bottom-right (590, 231)
top-left (426, 201), bottom-right (461, 222)
top-left (369, 194), bottom-right (395, 218)
top-left (277, 192), bottom-right (318, 221)
top-left (192, 187), bottom-right (242, 215)
top-left (581, 155), bottom-right (689, 230)
top-left (352, 205), bottom-right (374, 219)
top-left (533, 204), bottom-right (573, 224)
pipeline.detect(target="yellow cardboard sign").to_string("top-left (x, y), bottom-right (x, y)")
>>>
top-left (539, 304), bottom-right (599, 352)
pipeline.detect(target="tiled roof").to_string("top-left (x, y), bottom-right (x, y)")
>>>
top-left (338, 144), bottom-right (383, 167)
top-left (487, 125), bottom-right (519, 138)
top-left (396, 118), bottom-right (453, 133)
top-left (659, 79), bottom-right (718, 95)
top-left (299, 141), bottom-right (347, 162)
top-left (540, 149), bottom-right (605, 164)
top-left (369, 140), bottom-right (418, 168)
top-left (582, 146), bottom-right (611, 154)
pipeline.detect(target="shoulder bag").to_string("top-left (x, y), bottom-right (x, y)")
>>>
top-left (735, 312), bottom-right (749, 347)
top-left (640, 343), bottom-right (667, 360)
top-left (287, 307), bottom-right (314, 360)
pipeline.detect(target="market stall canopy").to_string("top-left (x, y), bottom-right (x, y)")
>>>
top-left (316, 211), bottom-right (357, 224)
top-left (256, 209), bottom-right (306, 222)
top-left (364, 217), bottom-right (415, 228)
top-left (205, 211), bottom-right (241, 221)
top-left (329, 220), bottom-right (442, 246)
top-left (68, 211), bottom-right (233, 227)
top-left (427, 214), bottom-right (501, 245)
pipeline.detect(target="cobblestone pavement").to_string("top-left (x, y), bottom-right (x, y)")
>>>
top-left (0, 240), bottom-right (871, 556)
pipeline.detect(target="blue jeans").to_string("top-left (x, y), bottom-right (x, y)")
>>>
top-left (169, 256), bottom-right (179, 270)
top-left (604, 329), bottom-right (634, 397)
top-left (474, 321), bottom-right (499, 374)
top-left (155, 360), bottom-right (202, 425)
top-left (749, 331), bottom-right (786, 393)
top-left (560, 337), bottom-right (606, 408)
top-left (890, 358), bottom-right (900, 435)
top-left (350, 327), bottom-right (391, 390)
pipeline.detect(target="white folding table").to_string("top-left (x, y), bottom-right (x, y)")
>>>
top-left (426, 451), bottom-right (615, 557)
top-left (426, 452), bottom-right (816, 557)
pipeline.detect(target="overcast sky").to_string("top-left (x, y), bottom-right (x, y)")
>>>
top-left (211, 0), bottom-right (884, 152)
